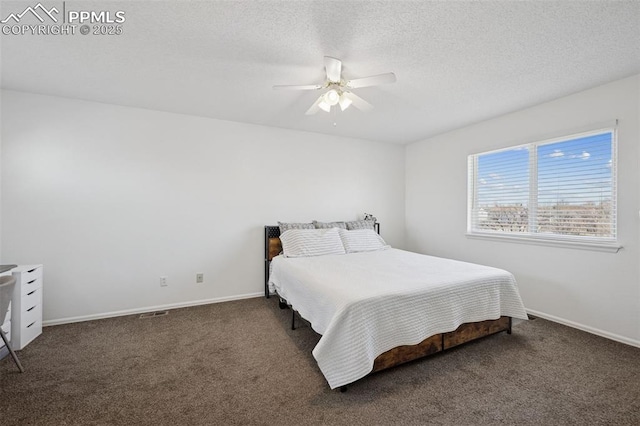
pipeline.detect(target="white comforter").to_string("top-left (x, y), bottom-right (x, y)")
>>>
top-left (269, 248), bottom-right (528, 389)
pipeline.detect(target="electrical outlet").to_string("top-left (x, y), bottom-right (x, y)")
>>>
top-left (196, 273), bottom-right (204, 284)
top-left (160, 276), bottom-right (168, 287)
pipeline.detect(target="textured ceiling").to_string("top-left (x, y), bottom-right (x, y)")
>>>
top-left (1, 1), bottom-right (639, 144)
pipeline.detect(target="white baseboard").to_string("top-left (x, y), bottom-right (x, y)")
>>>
top-left (526, 308), bottom-right (640, 348)
top-left (42, 292), bottom-right (264, 327)
top-left (41, 299), bottom-right (640, 349)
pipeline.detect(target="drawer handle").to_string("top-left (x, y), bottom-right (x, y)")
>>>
top-left (27, 321), bottom-right (36, 328)
top-left (27, 290), bottom-right (36, 296)
top-left (27, 279), bottom-right (37, 284)
top-left (27, 306), bottom-right (37, 312)
top-left (27, 268), bottom-right (37, 273)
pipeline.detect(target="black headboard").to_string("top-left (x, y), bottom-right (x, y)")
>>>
top-left (264, 225), bottom-right (281, 298)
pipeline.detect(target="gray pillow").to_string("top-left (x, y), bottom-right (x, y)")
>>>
top-left (313, 220), bottom-right (347, 229)
top-left (345, 219), bottom-right (376, 230)
top-left (278, 221), bottom-right (315, 234)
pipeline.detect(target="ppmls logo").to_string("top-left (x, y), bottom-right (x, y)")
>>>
top-left (1, 2), bottom-right (126, 36)
top-left (1, 3), bottom-right (59, 23)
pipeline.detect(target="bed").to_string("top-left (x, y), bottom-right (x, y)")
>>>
top-left (264, 224), bottom-right (528, 390)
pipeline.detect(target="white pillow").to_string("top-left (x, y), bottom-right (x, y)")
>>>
top-left (280, 228), bottom-right (346, 258)
top-left (339, 229), bottom-right (389, 253)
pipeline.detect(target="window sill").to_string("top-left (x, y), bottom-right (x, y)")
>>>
top-left (465, 232), bottom-right (622, 253)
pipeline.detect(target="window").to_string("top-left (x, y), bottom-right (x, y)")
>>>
top-left (467, 128), bottom-right (617, 249)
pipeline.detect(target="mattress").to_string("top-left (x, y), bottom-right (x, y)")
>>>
top-left (268, 248), bottom-right (528, 389)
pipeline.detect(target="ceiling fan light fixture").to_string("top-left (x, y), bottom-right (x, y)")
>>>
top-left (338, 94), bottom-right (352, 111)
top-left (324, 89), bottom-right (340, 106)
top-left (318, 101), bottom-right (331, 113)
top-left (274, 56), bottom-right (396, 115)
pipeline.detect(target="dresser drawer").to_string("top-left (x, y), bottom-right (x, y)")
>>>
top-left (22, 303), bottom-right (42, 326)
top-left (22, 287), bottom-right (42, 311)
top-left (20, 319), bottom-right (41, 347)
top-left (21, 266), bottom-right (42, 283)
top-left (21, 277), bottom-right (42, 296)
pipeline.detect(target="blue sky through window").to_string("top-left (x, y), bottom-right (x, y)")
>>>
top-left (477, 147), bottom-right (529, 206)
top-left (537, 132), bottom-right (612, 206)
top-left (476, 131), bottom-right (613, 207)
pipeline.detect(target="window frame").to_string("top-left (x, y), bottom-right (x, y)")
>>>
top-left (466, 127), bottom-right (621, 253)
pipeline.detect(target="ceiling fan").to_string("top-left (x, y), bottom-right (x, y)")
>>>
top-left (273, 56), bottom-right (396, 115)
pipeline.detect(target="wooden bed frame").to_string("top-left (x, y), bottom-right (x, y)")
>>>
top-left (263, 225), bottom-right (512, 388)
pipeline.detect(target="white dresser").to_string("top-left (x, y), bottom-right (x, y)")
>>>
top-left (11, 265), bottom-right (44, 350)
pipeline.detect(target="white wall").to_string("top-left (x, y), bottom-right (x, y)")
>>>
top-left (4, 76), bottom-right (638, 347)
top-left (0, 90), bottom-right (3, 262)
top-left (406, 74), bottom-right (640, 346)
top-left (1, 90), bottom-right (405, 323)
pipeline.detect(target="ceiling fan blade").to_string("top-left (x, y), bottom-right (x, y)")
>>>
top-left (342, 92), bottom-right (373, 111)
top-left (346, 72), bottom-right (396, 89)
top-left (305, 95), bottom-right (324, 115)
top-left (273, 84), bottom-right (323, 90)
top-left (324, 56), bottom-right (342, 83)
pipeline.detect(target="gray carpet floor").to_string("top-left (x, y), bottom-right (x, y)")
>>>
top-left (0, 297), bottom-right (638, 425)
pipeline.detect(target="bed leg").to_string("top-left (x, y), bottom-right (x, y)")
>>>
top-left (340, 386), bottom-right (348, 393)
top-left (291, 310), bottom-right (296, 330)
top-left (507, 317), bottom-right (512, 335)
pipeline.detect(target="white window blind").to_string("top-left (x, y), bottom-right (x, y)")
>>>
top-left (468, 128), bottom-right (617, 247)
